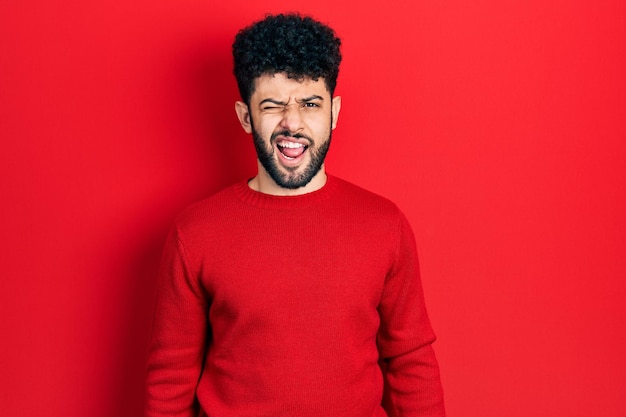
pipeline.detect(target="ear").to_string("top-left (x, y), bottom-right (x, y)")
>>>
top-left (331, 96), bottom-right (342, 130)
top-left (235, 101), bottom-right (252, 133)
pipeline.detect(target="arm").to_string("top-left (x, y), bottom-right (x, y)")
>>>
top-left (145, 226), bottom-right (209, 417)
top-left (378, 213), bottom-right (445, 417)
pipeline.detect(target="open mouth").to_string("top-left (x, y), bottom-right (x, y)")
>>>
top-left (277, 140), bottom-right (308, 160)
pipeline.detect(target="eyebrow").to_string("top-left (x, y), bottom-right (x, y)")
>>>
top-left (259, 95), bottom-right (324, 106)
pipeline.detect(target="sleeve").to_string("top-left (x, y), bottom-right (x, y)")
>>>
top-left (145, 225), bottom-right (209, 417)
top-left (377, 212), bottom-right (446, 417)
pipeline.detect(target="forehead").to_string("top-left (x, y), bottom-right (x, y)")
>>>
top-left (251, 73), bottom-right (329, 101)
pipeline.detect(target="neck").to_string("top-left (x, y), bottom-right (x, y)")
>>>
top-left (248, 165), bottom-right (328, 196)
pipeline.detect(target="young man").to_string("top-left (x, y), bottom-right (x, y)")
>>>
top-left (145, 14), bottom-right (445, 417)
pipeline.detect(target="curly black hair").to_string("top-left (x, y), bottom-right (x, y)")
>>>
top-left (232, 13), bottom-right (342, 104)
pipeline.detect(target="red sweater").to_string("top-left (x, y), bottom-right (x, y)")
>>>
top-left (145, 175), bottom-right (445, 417)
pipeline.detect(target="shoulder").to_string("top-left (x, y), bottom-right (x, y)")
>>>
top-left (173, 182), bottom-right (243, 233)
top-left (330, 175), bottom-right (404, 217)
top-left (328, 176), bottom-right (414, 240)
top-left (328, 176), bottom-right (418, 256)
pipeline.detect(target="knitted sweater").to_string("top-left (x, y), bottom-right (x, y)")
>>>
top-left (145, 175), bottom-right (445, 417)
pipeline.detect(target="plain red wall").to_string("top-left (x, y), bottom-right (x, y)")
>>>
top-left (2, 1), bottom-right (625, 416)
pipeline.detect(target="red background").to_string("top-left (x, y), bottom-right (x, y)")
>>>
top-left (2, 1), bottom-right (625, 416)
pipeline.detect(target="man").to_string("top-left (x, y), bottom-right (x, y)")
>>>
top-left (145, 13), bottom-right (445, 417)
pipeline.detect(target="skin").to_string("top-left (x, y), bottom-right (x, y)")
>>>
top-left (235, 72), bottom-right (342, 196)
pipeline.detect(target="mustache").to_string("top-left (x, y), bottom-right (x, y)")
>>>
top-left (271, 130), bottom-right (312, 143)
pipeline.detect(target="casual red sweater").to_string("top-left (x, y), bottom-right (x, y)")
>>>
top-left (145, 175), bottom-right (445, 417)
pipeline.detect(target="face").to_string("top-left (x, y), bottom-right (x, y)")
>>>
top-left (235, 73), bottom-right (341, 195)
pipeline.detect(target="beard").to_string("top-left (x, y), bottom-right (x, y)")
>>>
top-left (251, 122), bottom-right (332, 190)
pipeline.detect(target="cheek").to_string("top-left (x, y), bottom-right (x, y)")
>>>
top-left (251, 117), bottom-right (275, 140)
top-left (257, 115), bottom-right (283, 135)
top-left (260, 126), bottom-right (279, 143)
top-left (309, 116), bottom-right (333, 137)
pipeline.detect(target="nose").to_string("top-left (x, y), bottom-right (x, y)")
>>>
top-left (279, 103), bottom-right (303, 132)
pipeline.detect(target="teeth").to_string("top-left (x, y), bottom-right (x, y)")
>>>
top-left (277, 141), bottom-right (305, 149)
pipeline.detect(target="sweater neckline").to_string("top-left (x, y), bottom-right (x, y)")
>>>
top-left (232, 174), bottom-right (338, 210)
